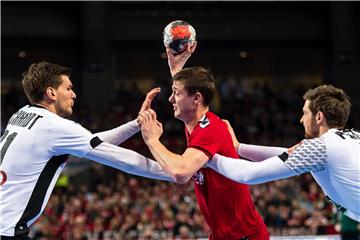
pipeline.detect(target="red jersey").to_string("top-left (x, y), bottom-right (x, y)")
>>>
top-left (186, 112), bottom-right (266, 239)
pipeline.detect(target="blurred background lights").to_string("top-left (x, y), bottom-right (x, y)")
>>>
top-left (18, 51), bottom-right (26, 58)
top-left (240, 51), bottom-right (248, 58)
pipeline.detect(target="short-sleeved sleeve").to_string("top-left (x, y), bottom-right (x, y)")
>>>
top-left (285, 137), bottom-right (327, 174)
top-left (49, 119), bottom-right (93, 158)
top-left (188, 122), bottom-right (224, 159)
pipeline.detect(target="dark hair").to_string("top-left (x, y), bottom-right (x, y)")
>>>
top-left (22, 61), bottom-right (71, 104)
top-left (303, 85), bottom-right (351, 128)
top-left (172, 67), bottom-right (215, 106)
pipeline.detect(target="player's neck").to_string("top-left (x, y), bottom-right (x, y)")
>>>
top-left (35, 101), bottom-right (56, 115)
top-left (319, 126), bottom-right (330, 136)
top-left (184, 107), bottom-right (209, 134)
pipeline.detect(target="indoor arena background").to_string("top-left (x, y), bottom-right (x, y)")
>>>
top-left (1, 2), bottom-right (360, 240)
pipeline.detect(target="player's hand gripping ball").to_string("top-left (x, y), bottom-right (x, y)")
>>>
top-left (163, 20), bottom-right (196, 56)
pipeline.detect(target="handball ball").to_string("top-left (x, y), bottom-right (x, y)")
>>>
top-left (163, 20), bottom-right (196, 56)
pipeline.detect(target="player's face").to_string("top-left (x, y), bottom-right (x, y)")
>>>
top-left (54, 75), bottom-right (76, 117)
top-left (168, 81), bottom-right (196, 122)
top-left (300, 100), bottom-right (319, 139)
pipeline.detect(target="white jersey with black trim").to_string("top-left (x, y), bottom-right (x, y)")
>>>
top-left (0, 105), bottom-right (92, 236)
top-left (284, 128), bottom-right (360, 221)
top-left (0, 105), bottom-right (172, 237)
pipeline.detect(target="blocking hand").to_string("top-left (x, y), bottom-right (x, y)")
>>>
top-left (137, 87), bottom-right (161, 125)
top-left (139, 109), bottom-right (163, 144)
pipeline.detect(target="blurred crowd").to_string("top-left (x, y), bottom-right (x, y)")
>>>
top-left (2, 76), bottom-right (360, 239)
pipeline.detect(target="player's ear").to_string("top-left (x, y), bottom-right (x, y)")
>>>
top-left (316, 111), bottom-right (325, 124)
top-left (45, 87), bottom-right (57, 101)
top-left (194, 92), bottom-right (202, 105)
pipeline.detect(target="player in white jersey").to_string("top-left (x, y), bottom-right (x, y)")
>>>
top-left (208, 85), bottom-right (360, 222)
top-left (0, 62), bottom-right (173, 239)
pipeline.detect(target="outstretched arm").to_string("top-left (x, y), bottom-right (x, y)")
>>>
top-left (238, 141), bottom-right (301, 162)
top-left (238, 144), bottom-right (287, 162)
top-left (208, 154), bottom-right (296, 184)
top-left (209, 137), bottom-right (326, 184)
top-left (94, 88), bottom-right (161, 145)
top-left (84, 138), bottom-right (174, 182)
top-left (145, 141), bottom-right (209, 184)
top-left (139, 109), bottom-right (209, 184)
top-left (94, 120), bottom-right (139, 146)
top-left (223, 119), bottom-right (287, 161)
top-left (52, 115), bottom-right (173, 182)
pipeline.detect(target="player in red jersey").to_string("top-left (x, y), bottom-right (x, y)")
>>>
top-left (138, 45), bottom-right (269, 240)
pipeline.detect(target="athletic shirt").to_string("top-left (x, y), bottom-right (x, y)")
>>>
top-left (284, 128), bottom-right (360, 221)
top-left (186, 111), bottom-right (265, 239)
top-left (0, 105), bottom-right (94, 236)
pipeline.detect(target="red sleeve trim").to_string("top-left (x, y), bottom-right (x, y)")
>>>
top-left (188, 145), bottom-right (212, 160)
